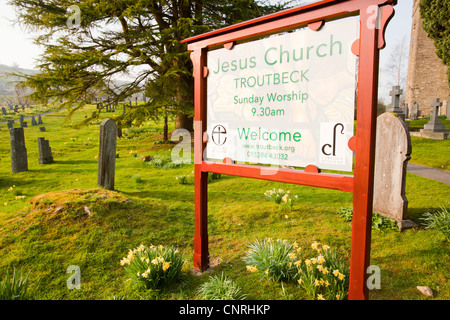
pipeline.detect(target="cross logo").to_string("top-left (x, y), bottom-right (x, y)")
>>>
top-left (212, 125), bottom-right (227, 146)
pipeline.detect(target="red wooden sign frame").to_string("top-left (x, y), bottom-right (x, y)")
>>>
top-left (182, 0), bottom-right (396, 300)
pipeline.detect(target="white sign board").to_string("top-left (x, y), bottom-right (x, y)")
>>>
top-left (206, 17), bottom-right (358, 172)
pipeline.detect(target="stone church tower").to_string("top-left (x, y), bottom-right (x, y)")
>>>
top-left (405, 0), bottom-right (449, 116)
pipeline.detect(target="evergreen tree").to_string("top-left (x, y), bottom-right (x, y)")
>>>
top-left (9, 0), bottom-right (290, 131)
top-left (420, 0), bottom-right (450, 85)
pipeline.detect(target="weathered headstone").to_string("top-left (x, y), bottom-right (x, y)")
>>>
top-left (403, 104), bottom-right (409, 119)
top-left (10, 127), bottom-right (28, 173)
top-left (388, 86), bottom-right (405, 120)
top-left (373, 112), bottom-right (412, 228)
top-left (39, 127), bottom-right (46, 132)
top-left (7, 120), bottom-right (14, 129)
top-left (410, 102), bottom-right (419, 120)
top-left (447, 97), bottom-right (450, 121)
top-left (38, 114), bottom-right (43, 124)
top-left (2, 107), bottom-right (6, 115)
top-left (19, 115), bottom-right (27, 127)
top-left (97, 118), bottom-right (117, 190)
top-left (31, 116), bottom-right (37, 125)
top-left (37, 137), bottom-right (54, 164)
top-left (7, 104), bottom-right (13, 110)
top-left (421, 98), bottom-right (448, 133)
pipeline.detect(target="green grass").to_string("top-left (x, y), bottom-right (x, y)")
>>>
top-left (0, 105), bottom-right (449, 300)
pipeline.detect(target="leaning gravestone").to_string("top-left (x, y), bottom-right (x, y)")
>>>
top-left (373, 112), bottom-right (413, 229)
top-left (31, 116), bottom-right (37, 125)
top-left (10, 127), bottom-right (28, 173)
top-left (97, 118), bottom-right (117, 190)
top-left (38, 114), bottom-right (43, 124)
top-left (37, 137), bottom-right (54, 164)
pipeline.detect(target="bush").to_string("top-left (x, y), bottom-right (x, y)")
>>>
top-left (120, 244), bottom-right (186, 290)
top-left (243, 237), bottom-right (298, 282)
top-left (196, 273), bottom-right (246, 300)
top-left (420, 206), bottom-right (450, 241)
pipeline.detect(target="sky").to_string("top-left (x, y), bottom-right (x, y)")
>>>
top-left (0, 0), bottom-right (413, 102)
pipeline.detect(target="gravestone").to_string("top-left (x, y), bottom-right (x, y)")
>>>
top-left (373, 112), bottom-right (413, 229)
top-left (19, 115), bottom-right (27, 127)
top-left (410, 102), bottom-right (419, 120)
top-left (97, 118), bottom-right (117, 190)
top-left (8, 104), bottom-right (13, 110)
top-left (388, 86), bottom-right (405, 120)
top-left (31, 116), bottom-right (37, 125)
top-left (447, 98), bottom-right (450, 121)
top-left (21, 105), bottom-right (25, 111)
top-left (38, 114), bottom-right (43, 124)
top-left (2, 107), bottom-right (6, 115)
top-left (7, 120), bottom-right (14, 129)
top-left (39, 127), bottom-right (45, 132)
top-left (10, 127), bottom-right (28, 173)
top-left (403, 104), bottom-right (409, 119)
top-left (420, 98), bottom-right (448, 133)
top-left (37, 137), bottom-right (54, 164)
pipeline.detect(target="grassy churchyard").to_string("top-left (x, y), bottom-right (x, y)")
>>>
top-left (0, 104), bottom-right (449, 300)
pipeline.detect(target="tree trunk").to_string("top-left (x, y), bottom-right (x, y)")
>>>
top-left (175, 112), bottom-right (193, 132)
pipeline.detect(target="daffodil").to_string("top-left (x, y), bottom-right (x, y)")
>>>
top-left (317, 294), bottom-right (325, 300)
top-left (162, 262), bottom-right (171, 271)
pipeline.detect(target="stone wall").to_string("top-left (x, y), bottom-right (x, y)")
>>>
top-left (405, 0), bottom-right (449, 116)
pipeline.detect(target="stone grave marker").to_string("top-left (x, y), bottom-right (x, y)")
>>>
top-left (38, 114), bottom-right (43, 124)
top-left (403, 104), bottom-right (409, 119)
top-left (447, 98), bottom-right (450, 121)
top-left (7, 104), bottom-right (13, 110)
top-left (10, 127), bottom-right (28, 173)
top-left (19, 115), bottom-right (27, 127)
top-left (2, 107), bottom-right (6, 115)
top-left (37, 137), bottom-right (54, 164)
top-left (420, 98), bottom-right (448, 137)
top-left (31, 116), bottom-right (38, 125)
top-left (39, 127), bottom-right (46, 132)
top-left (411, 102), bottom-right (419, 120)
top-left (97, 118), bottom-right (117, 190)
top-left (373, 112), bottom-right (413, 229)
top-left (388, 85), bottom-right (405, 120)
top-left (7, 120), bottom-right (14, 129)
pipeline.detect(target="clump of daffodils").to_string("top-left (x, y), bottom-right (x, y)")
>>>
top-left (244, 238), bottom-right (349, 300)
top-left (120, 244), bottom-right (186, 290)
top-left (243, 237), bottom-right (299, 282)
top-left (264, 188), bottom-right (298, 211)
top-left (295, 241), bottom-right (349, 300)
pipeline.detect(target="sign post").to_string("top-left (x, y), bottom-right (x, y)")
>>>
top-left (182, 0), bottom-right (396, 300)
